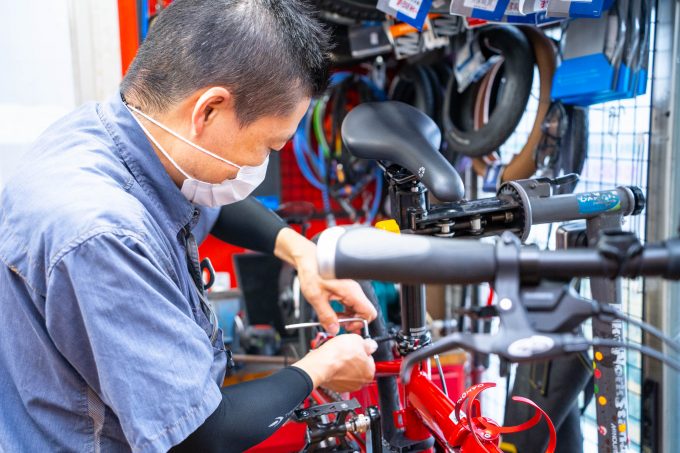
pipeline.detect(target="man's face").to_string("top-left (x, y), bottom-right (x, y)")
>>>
top-left (177, 94), bottom-right (310, 184)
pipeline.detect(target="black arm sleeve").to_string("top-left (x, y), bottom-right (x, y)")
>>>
top-left (170, 367), bottom-right (313, 453)
top-left (209, 197), bottom-right (289, 254)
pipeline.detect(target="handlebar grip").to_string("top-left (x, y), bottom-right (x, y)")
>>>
top-left (317, 227), bottom-right (496, 284)
top-left (526, 240), bottom-right (680, 280)
top-left (629, 239), bottom-right (680, 279)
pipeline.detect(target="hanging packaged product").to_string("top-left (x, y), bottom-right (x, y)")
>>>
top-left (450, 0), bottom-right (512, 21)
top-left (551, 11), bottom-right (620, 105)
top-left (552, 0), bottom-right (649, 105)
top-left (449, 0), bottom-right (559, 25)
top-left (348, 24), bottom-right (393, 60)
top-left (547, 0), bottom-right (608, 19)
top-left (517, 0), bottom-right (549, 15)
top-left (377, 0), bottom-right (434, 30)
top-left (495, 0), bottom-right (562, 25)
top-left (385, 16), bottom-right (450, 59)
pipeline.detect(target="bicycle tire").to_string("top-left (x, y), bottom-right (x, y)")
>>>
top-left (442, 25), bottom-right (535, 158)
top-left (389, 64), bottom-right (437, 119)
top-left (470, 26), bottom-right (557, 183)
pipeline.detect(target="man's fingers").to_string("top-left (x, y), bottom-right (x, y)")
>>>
top-left (323, 280), bottom-right (377, 322)
top-left (363, 339), bottom-right (379, 355)
top-left (300, 279), bottom-right (340, 334)
top-left (308, 297), bottom-right (340, 335)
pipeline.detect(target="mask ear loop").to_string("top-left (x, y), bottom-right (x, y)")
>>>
top-left (125, 104), bottom-right (194, 180)
top-left (125, 103), bottom-right (242, 170)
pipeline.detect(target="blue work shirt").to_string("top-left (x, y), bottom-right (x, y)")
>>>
top-left (0, 94), bottom-right (226, 452)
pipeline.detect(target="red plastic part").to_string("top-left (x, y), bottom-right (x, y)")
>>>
top-left (466, 18), bottom-right (489, 28)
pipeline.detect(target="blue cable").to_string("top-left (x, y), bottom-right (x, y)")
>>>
top-left (292, 73), bottom-right (388, 220)
top-left (292, 105), bottom-right (332, 215)
top-left (293, 131), bottom-right (324, 191)
top-left (292, 107), bottom-right (325, 191)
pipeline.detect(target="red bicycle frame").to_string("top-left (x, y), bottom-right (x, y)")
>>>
top-left (372, 359), bottom-right (557, 453)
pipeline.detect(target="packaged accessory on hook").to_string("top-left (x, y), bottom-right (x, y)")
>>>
top-left (449, 0), bottom-right (559, 24)
top-left (547, 0), bottom-right (610, 19)
top-left (497, 1), bottom-right (562, 26)
top-left (348, 24), bottom-right (393, 60)
top-left (450, 0), bottom-right (512, 22)
top-left (552, 0), bottom-right (649, 105)
top-left (385, 15), bottom-right (451, 60)
top-left (448, 0), bottom-right (613, 24)
top-left (377, 0), bottom-right (434, 30)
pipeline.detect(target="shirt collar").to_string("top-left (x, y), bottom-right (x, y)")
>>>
top-left (98, 93), bottom-right (196, 233)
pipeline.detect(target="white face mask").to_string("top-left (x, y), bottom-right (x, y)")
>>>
top-left (125, 103), bottom-right (269, 207)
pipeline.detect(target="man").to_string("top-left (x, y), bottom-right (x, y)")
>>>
top-left (0, 1), bottom-right (378, 451)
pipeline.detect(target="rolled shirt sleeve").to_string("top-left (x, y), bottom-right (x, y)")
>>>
top-left (45, 229), bottom-right (223, 452)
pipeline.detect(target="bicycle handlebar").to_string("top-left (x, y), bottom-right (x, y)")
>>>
top-left (317, 226), bottom-right (680, 284)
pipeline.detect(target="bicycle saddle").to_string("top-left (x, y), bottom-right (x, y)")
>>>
top-left (341, 101), bottom-right (465, 202)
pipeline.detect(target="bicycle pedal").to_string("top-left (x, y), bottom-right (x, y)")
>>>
top-left (293, 399), bottom-right (361, 422)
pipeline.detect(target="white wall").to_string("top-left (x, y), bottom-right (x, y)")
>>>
top-left (0, 0), bottom-right (121, 188)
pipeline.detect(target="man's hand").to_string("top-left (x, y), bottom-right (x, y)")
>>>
top-left (292, 334), bottom-right (377, 392)
top-left (274, 228), bottom-right (377, 334)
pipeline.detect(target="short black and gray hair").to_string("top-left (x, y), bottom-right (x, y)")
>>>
top-left (121, 0), bottom-right (331, 125)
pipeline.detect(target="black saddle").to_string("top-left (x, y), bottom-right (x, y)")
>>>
top-left (341, 101), bottom-right (465, 202)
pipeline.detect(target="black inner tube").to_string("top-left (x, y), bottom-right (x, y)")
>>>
top-left (442, 25), bottom-right (535, 157)
top-left (389, 64), bottom-right (437, 119)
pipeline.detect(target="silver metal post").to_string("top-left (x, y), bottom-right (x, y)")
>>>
top-left (644, 1), bottom-right (680, 450)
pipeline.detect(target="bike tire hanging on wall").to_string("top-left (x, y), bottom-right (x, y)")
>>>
top-left (442, 25), bottom-right (535, 158)
top-left (389, 64), bottom-right (437, 119)
top-left (469, 26), bottom-right (558, 183)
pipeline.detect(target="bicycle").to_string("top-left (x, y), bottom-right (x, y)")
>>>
top-left (313, 226), bottom-right (680, 452)
top-left (281, 101), bottom-right (658, 452)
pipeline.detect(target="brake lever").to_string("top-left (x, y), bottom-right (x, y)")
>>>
top-left (400, 331), bottom-right (592, 383)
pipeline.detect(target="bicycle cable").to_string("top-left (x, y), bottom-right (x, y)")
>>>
top-left (605, 304), bottom-right (680, 353)
top-left (588, 338), bottom-right (680, 371)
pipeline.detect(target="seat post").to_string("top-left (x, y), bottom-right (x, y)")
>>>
top-left (386, 174), bottom-right (432, 355)
top-left (388, 177), bottom-right (429, 229)
top-left (397, 284), bottom-right (431, 355)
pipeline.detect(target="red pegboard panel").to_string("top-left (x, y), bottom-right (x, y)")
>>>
top-left (280, 142), bottom-right (329, 210)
